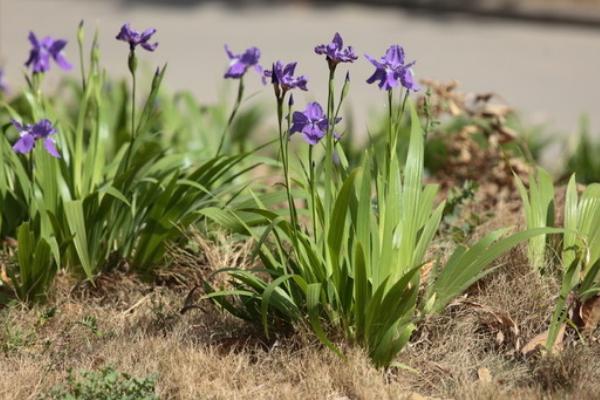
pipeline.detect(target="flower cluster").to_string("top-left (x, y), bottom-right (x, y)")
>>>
top-left (25, 32), bottom-right (72, 73)
top-left (11, 119), bottom-right (60, 158)
top-left (223, 32), bottom-right (420, 146)
top-left (9, 26), bottom-right (422, 157)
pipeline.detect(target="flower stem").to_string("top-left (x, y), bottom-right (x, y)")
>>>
top-left (216, 77), bottom-right (244, 156)
top-left (123, 50), bottom-right (137, 169)
top-left (387, 89), bottom-right (394, 181)
top-left (131, 69), bottom-right (136, 142)
top-left (31, 73), bottom-right (42, 106)
top-left (78, 35), bottom-right (86, 93)
top-left (387, 89), bottom-right (393, 152)
top-left (276, 94), bottom-right (299, 245)
top-left (309, 145), bottom-right (317, 240)
top-left (324, 67), bottom-right (335, 217)
top-left (400, 89), bottom-right (409, 121)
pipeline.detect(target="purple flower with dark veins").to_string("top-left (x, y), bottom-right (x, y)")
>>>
top-left (365, 45), bottom-right (419, 91)
top-left (290, 102), bottom-right (341, 145)
top-left (11, 119), bottom-right (60, 158)
top-left (315, 32), bottom-right (357, 69)
top-left (25, 32), bottom-right (72, 73)
top-left (116, 23), bottom-right (158, 52)
top-left (224, 45), bottom-right (263, 80)
top-left (264, 61), bottom-right (308, 95)
top-left (0, 68), bottom-right (7, 93)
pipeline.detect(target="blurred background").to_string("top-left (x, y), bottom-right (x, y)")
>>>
top-left (1, 0), bottom-right (599, 138)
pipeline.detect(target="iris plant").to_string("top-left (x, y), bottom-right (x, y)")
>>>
top-left (263, 59), bottom-right (309, 238)
top-left (314, 33), bottom-right (354, 217)
top-left (217, 45), bottom-right (264, 154)
top-left (366, 45), bottom-right (419, 173)
top-left (116, 23), bottom-right (158, 165)
top-left (292, 100), bottom-right (341, 238)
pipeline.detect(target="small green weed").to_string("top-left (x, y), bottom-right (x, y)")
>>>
top-left (43, 367), bottom-right (159, 400)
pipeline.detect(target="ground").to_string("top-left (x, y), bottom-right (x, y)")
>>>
top-left (2, 206), bottom-right (600, 399)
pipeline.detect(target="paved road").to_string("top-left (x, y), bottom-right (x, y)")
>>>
top-left (1, 0), bottom-right (599, 137)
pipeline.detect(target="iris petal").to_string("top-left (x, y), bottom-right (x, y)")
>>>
top-left (13, 134), bottom-right (35, 154)
top-left (44, 138), bottom-right (61, 158)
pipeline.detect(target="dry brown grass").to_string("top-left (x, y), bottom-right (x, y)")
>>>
top-left (2, 215), bottom-right (600, 399)
top-left (0, 274), bottom-right (408, 400)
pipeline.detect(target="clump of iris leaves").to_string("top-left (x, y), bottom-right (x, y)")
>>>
top-left (0, 23), bottom-right (597, 369)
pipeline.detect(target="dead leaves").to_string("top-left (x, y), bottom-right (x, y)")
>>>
top-left (420, 261), bottom-right (434, 284)
top-left (0, 263), bottom-right (11, 287)
top-left (576, 295), bottom-right (600, 336)
top-left (0, 242), bottom-right (15, 301)
top-left (446, 298), bottom-right (573, 364)
top-left (418, 80), bottom-right (531, 209)
top-left (419, 79), bottom-right (464, 117)
top-left (454, 299), bottom-right (576, 357)
top-left (462, 300), bottom-right (521, 351)
top-left (516, 294), bottom-right (600, 357)
top-left (521, 324), bottom-right (566, 355)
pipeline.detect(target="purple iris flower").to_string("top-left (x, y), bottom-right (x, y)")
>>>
top-left (264, 61), bottom-right (308, 94)
top-left (11, 119), bottom-right (60, 158)
top-left (116, 23), bottom-right (158, 52)
top-left (365, 45), bottom-right (419, 91)
top-left (25, 32), bottom-right (72, 73)
top-left (224, 45), bottom-right (263, 80)
top-left (0, 68), bottom-right (7, 93)
top-left (314, 32), bottom-right (357, 68)
top-left (290, 102), bottom-right (341, 145)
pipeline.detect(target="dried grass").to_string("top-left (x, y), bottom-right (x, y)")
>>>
top-left (2, 219), bottom-right (600, 399)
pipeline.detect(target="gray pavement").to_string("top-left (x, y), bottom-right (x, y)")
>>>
top-left (1, 0), bottom-right (599, 138)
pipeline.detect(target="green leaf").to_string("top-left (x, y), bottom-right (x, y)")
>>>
top-left (328, 169), bottom-right (358, 272)
top-left (306, 283), bottom-right (343, 358)
top-left (547, 257), bottom-right (579, 351)
top-left (429, 227), bottom-right (564, 314)
top-left (64, 200), bottom-right (93, 279)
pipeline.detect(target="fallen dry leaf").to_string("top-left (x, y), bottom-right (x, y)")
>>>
top-left (577, 296), bottom-right (600, 335)
top-left (329, 395), bottom-right (351, 400)
top-left (406, 392), bottom-right (428, 400)
top-left (448, 100), bottom-right (462, 116)
top-left (0, 260), bottom-right (12, 287)
top-left (3, 237), bottom-right (18, 248)
top-left (521, 324), bottom-right (566, 355)
top-left (463, 301), bottom-right (520, 349)
top-left (420, 261), bottom-right (434, 284)
top-left (481, 104), bottom-right (512, 119)
top-left (477, 367), bottom-right (492, 383)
